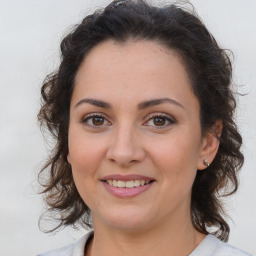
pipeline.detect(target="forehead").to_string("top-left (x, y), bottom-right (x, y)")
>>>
top-left (75, 39), bottom-right (187, 84)
top-left (72, 39), bottom-right (198, 111)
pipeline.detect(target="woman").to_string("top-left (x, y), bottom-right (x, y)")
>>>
top-left (37, 0), bottom-right (252, 255)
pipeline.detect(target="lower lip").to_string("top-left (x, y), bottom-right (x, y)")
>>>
top-left (102, 181), bottom-right (154, 198)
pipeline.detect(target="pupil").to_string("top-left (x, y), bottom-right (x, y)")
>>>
top-left (93, 117), bottom-right (104, 125)
top-left (153, 117), bottom-right (165, 126)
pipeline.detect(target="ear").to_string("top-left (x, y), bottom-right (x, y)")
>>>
top-left (67, 153), bottom-right (71, 165)
top-left (197, 120), bottom-right (222, 170)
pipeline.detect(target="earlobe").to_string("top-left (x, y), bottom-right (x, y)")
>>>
top-left (203, 159), bottom-right (210, 168)
top-left (197, 120), bottom-right (223, 170)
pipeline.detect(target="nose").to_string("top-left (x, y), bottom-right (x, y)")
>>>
top-left (106, 125), bottom-right (146, 167)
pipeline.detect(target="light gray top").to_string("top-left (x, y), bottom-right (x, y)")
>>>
top-left (37, 230), bottom-right (253, 256)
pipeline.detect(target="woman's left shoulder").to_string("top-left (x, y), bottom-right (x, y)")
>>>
top-left (215, 237), bottom-right (253, 256)
top-left (191, 234), bottom-right (254, 256)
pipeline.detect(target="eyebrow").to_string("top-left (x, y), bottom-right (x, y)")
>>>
top-left (138, 98), bottom-right (184, 110)
top-left (74, 97), bottom-right (184, 110)
top-left (75, 98), bottom-right (111, 109)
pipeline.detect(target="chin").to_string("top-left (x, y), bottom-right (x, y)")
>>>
top-left (95, 205), bottom-right (153, 231)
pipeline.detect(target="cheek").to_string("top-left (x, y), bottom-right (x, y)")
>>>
top-left (69, 130), bottom-right (105, 169)
top-left (68, 130), bottom-right (107, 196)
top-left (68, 131), bottom-right (107, 207)
top-left (151, 133), bottom-right (200, 166)
top-left (147, 131), bottom-right (201, 185)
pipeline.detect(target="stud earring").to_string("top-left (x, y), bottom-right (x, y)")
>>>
top-left (203, 159), bottom-right (210, 167)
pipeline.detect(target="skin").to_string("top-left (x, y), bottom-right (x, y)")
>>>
top-left (67, 40), bottom-right (221, 256)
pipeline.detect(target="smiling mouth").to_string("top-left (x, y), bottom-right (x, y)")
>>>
top-left (104, 179), bottom-right (154, 188)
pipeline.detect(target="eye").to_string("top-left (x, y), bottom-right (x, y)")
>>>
top-left (144, 113), bottom-right (175, 129)
top-left (81, 113), bottom-right (110, 128)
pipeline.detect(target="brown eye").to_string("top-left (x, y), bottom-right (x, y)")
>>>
top-left (92, 116), bottom-right (104, 126)
top-left (153, 117), bottom-right (166, 126)
top-left (82, 114), bottom-right (110, 128)
top-left (144, 114), bottom-right (175, 129)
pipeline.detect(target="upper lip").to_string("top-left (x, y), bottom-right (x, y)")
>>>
top-left (101, 174), bottom-right (155, 182)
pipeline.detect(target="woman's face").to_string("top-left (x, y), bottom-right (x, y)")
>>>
top-left (68, 40), bottom-right (209, 231)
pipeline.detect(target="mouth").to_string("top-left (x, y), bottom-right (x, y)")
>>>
top-left (100, 174), bottom-right (155, 197)
top-left (103, 179), bottom-right (153, 188)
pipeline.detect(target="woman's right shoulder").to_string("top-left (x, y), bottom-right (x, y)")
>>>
top-left (37, 243), bottom-right (74, 256)
top-left (37, 231), bottom-right (93, 256)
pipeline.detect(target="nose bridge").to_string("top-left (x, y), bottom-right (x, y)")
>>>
top-left (106, 120), bottom-right (145, 166)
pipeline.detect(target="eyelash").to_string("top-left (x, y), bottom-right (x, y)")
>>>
top-left (81, 113), bottom-right (175, 129)
top-left (81, 113), bottom-right (110, 129)
top-left (144, 113), bottom-right (176, 129)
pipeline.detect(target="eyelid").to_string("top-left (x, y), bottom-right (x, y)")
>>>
top-left (82, 112), bottom-right (105, 119)
top-left (81, 112), bottom-right (111, 128)
top-left (143, 112), bottom-right (176, 128)
top-left (145, 112), bottom-right (175, 121)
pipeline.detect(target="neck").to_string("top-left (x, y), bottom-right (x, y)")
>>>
top-left (86, 212), bottom-right (206, 256)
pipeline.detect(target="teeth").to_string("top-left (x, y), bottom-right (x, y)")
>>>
top-left (117, 180), bottom-right (125, 188)
top-left (125, 180), bottom-right (134, 188)
top-left (134, 180), bottom-right (141, 187)
top-left (106, 179), bottom-right (151, 188)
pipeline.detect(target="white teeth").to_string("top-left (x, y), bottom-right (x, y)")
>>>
top-left (106, 179), bottom-right (151, 188)
top-left (125, 180), bottom-right (134, 188)
top-left (134, 180), bottom-right (141, 187)
top-left (117, 180), bottom-right (125, 188)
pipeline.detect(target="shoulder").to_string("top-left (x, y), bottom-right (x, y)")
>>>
top-left (214, 238), bottom-right (253, 256)
top-left (37, 243), bottom-right (74, 256)
top-left (191, 234), bottom-right (253, 256)
top-left (37, 231), bottom-right (93, 256)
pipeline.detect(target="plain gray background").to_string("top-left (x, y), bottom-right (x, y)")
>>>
top-left (0, 0), bottom-right (255, 255)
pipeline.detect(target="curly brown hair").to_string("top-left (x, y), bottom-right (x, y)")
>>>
top-left (38, 0), bottom-right (244, 241)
